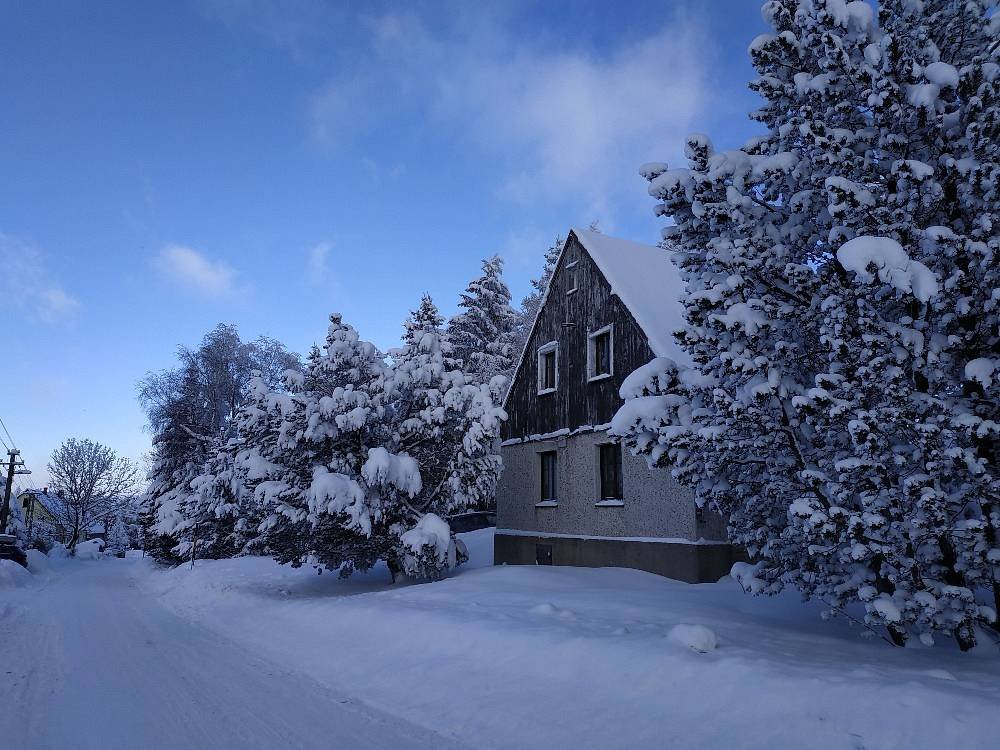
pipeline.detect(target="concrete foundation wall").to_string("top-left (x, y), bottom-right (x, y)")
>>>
top-left (494, 531), bottom-right (738, 584)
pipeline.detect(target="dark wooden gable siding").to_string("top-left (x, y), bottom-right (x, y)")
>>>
top-left (502, 232), bottom-right (657, 441)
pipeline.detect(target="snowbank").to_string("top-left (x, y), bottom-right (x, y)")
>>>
top-left (74, 539), bottom-right (104, 560)
top-left (135, 529), bottom-right (1000, 749)
top-left (0, 559), bottom-right (33, 588)
top-left (26, 549), bottom-right (50, 574)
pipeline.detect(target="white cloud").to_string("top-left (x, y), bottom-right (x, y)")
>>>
top-left (155, 244), bottom-right (239, 297)
top-left (196, 0), bottom-right (332, 53)
top-left (308, 9), bottom-right (711, 210)
top-left (37, 288), bottom-right (81, 322)
top-left (0, 232), bottom-right (80, 323)
top-left (307, 241), bottom-right (333, 283)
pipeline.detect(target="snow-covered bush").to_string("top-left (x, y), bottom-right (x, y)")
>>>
top-left (613, 0), bottom-right (1000, 649)
top-left (399, 513), bottom-right (460, 580)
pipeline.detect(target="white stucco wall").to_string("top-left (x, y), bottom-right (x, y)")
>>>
top-left (496, 430), bottom-right (727, 542)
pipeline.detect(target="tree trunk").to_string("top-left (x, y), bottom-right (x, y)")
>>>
top-left (992, 583), bottom-right (1000, 635)
top-left (387, 558), bottom-right (401, 584)
top-left (955, 623), bottom-right (977, 652)
top-left (886, 624), bottom-right (908, 647)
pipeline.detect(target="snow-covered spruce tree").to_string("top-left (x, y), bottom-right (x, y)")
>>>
top-left (244, 314), bottom-right (388, 574)
top-left (246, 308), bottom-right (505, 580)
top-left (448, 255), bottom-right (518, 387)
top-left (514, 236), bottom-right (563, 358)
top-left (380, 295), bottom-right (506, 575)
top-left (612, 0), bottom-right (1000, 649)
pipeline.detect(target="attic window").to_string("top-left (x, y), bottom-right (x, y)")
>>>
top-left (537, 341), bottom-right (558, 394)
top-left (565, 260), bottom-right (579, 295)
top-left (587, 325), bottom-right (613, 382)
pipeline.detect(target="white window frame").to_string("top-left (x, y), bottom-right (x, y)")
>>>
top-left (587, 324), bottom-right (613, 382)
top-left (565, 260), bottom-right (579, 295)
top-left (537, 341), bottom-right (559, 395)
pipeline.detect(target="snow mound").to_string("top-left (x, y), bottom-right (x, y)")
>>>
top-left (26, 549), bottom-right (50, 574)
top-left (529, 602), bottom-right (576, 619)
top-left (49, 543), bottom-right (70, 559)
top-left (74, 539), bottom-right (104, 560)
top-left (0, 559), bottom-right (33, 588)
top-left (667, 623), bottom-right (718, 653)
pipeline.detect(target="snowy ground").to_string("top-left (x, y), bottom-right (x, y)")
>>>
top-left (4, 530), bottom-right (1000, 749)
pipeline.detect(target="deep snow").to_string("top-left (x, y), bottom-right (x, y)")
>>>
top-left (135, 530), bottom-right (1000, 749)
top-left (4, 531), bottom-right (1000, 749)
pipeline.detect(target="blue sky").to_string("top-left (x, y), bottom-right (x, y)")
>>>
top-left (1, 0), bottom-right (766, 485)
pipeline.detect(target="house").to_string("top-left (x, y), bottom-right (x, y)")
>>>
top-left (18, 488), bottom-right (62, 535)
top-left (494, 228), bottom-right (739, 583)
top-left (17, 488), bottom-right (107, 545)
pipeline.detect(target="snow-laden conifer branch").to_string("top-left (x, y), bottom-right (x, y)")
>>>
top-left (614, 0), bottom-right (1000, 649)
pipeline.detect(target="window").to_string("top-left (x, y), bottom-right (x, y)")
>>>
top-left (539, 451), bottom-right (558, 502)
top-left (588, 325), bottom-right (613, 381)
top-left (599, 443), bottom-right (623, 500)
top-left (537, 342), bottom-right (558, 394)
top-left (565, 260), bottom-right (579, 294)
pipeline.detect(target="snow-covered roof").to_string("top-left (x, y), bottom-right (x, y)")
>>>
top-left (19, 489), bottom-right (59, 508)
top-left (503, 228), bottom-right (690, 411)
top-left (571, 228), bottom-right (689, 362)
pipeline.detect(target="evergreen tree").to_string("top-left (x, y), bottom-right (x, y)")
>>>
top-left (448, 255), bottom-right (518, 387)
top-left (613, 0), bottom-right (1000, 648)
top-left (244, 308), bottom-right (505, 580)
top-left (251, 313), bottom-right (387, 574)
top-left (381, 294), bottom-right (506, 572)
top-left (514, 237), bottom-right (563, 358)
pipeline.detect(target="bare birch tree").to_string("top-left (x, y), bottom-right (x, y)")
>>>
top-left (47, 438), bottom-right (141, 550)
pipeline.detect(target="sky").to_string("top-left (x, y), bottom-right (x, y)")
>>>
top-left (0, 0), bottom-right (767, 487)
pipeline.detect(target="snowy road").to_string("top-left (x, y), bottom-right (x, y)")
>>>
top-left (0, 560), bottom-right (463, 750)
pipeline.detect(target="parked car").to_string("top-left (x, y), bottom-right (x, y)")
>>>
top-left (0, 533), bottom-right (28, 568)
top-left (448, 511), bottom-right (497, 534)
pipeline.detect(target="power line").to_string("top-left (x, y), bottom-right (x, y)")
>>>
top-left (0, 414), bottom-right (16, 451)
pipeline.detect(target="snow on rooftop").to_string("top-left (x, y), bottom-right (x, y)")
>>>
top-left (572, 228), bottom-right (689, 363)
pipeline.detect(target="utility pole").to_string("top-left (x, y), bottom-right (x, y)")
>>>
top-left (1, 449), bottom-right (30, 534)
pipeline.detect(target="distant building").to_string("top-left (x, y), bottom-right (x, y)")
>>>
top-left (18, 488), bottom-right (106, 545)
top-left (494, 229), bottom-right (739, 583)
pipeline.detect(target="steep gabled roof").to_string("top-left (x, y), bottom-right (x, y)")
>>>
top-left (504, 228), bottom-right (689, 410)
top-left (571, 228), bottom-right (688, 362)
